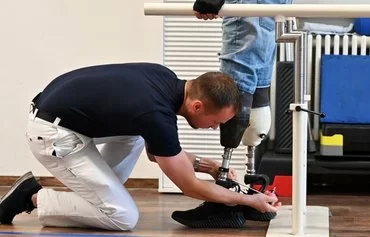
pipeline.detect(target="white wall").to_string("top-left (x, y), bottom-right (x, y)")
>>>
top-left (0, 0), bottom-right (163, 177)
top-left (1, 0), bottom-right (369, 179)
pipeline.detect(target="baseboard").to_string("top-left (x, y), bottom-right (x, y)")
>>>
top-left (0, 176), bottom-right (158, 189)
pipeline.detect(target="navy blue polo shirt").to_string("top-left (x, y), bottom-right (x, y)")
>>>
top-left (35, 63), bottom-right (185, 157)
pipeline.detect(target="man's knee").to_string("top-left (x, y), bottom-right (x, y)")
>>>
top-left (106, 205), bottom-right (140, 231)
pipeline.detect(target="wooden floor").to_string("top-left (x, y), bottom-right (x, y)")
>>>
top-left (1, 184), bottom-right (370, 237)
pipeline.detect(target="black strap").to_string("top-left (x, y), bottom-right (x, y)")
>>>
top-left (31, 93), bottom-right (72, 129)
top-left (31, 93), bottom-right (63, 126)
top-left (34, 108), bottom-right (59, 124)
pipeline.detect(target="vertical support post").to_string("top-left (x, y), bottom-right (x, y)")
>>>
top-left (291, 30), bottom-right (308, 236)
top-left (276, 16), bottom-right (309, 235)
top-left (291, 102), bottom-right (307, 234)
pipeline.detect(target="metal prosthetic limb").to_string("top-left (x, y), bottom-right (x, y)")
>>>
top-left (216, 88), bottom-right (277, 222)
top-left (216, 92), bottom-right (253, 188)
top-left (242, 87), bottom-right (272, 193)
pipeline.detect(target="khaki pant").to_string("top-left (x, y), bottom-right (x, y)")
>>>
top-left (26, 111), bottom-right (144, 230)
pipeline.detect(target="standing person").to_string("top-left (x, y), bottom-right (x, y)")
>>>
top-left (172, 0), bottom-right (292, 228)
top-left (0, 63), bottom-right (280, 230)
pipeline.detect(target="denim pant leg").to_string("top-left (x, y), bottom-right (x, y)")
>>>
top-left (220, 0), bottom-right (292, 95)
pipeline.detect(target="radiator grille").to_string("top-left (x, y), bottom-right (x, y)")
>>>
top-left (160, 0), bottom-right (247, 192)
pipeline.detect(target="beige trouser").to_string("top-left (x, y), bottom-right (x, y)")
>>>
top-left (26, 111), bottom-right (145, 230)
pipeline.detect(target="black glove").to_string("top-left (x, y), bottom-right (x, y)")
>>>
top-left (193, 0), bottom-right (225, 14)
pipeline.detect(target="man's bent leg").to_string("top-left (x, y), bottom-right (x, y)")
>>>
top-left (27, 118), bottom-right (139, 230)
top-left (94, 136), bottom-right (144, 184)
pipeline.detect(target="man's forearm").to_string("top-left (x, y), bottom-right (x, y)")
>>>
top-left (184, 151), bottom-right (217, 174)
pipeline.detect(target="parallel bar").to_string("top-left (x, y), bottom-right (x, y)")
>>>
top-left (144, 3), bottom-right (370, 18)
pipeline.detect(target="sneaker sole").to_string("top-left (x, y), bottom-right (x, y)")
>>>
top-left (0, 171), bottom-right (34, 204)
top-left (243, 206), bottom-right (277, 221)
top-left (172, 212), bottom-right (246, 228)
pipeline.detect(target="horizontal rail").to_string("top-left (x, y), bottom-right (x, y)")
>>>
top-left (144, 3), bottom-right (370, 18)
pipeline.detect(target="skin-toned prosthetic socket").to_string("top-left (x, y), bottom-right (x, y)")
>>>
top-left (242, 106), bottom-right (271, 147)
top-left (242, 106), bottom-right (271, 175)
top-left (242, 88), bottom-right (271, 192)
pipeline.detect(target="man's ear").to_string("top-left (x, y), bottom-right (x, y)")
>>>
top-left (192, 100), bottom-right (203, 112)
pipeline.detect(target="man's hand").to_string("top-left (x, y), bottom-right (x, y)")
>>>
top-left (248, 191), bottom-right (281, 213)
top-left (193, 0), bottom-right (225, 20)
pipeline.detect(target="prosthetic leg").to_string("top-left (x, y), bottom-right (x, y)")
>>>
top-left (217, 88), bottom-right (270, 190)
top-left (216, 91), bottom-right (253, 187)
top-left (241, 88), bottom-right (278, 221)
top-left (216, 88), bottom-right (276, 222)
top-left (243, 106), bottom-right (271, 193)
top-left (243, 87), bottom-right (271, 192)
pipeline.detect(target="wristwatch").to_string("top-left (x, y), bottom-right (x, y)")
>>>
top-left (193, 155), bottom-right (201, 172)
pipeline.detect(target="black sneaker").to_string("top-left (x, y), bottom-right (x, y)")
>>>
top-left (242, 205), bottom-right (277, 221)
top-left (171, 202), bottom-right (246, 228)
top-left (0, 171), bottom-right (42, 224)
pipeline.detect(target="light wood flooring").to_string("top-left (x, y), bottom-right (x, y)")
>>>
top-left (0, 179), bottom-right (370, 237)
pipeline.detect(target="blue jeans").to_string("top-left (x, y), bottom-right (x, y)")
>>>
top-left (220, 0), bottom-right (292, 95)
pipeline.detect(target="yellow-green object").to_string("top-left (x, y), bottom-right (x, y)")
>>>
top-left (320, 132), bottom-right (343, 156)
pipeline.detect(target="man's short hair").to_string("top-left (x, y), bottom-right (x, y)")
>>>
top-left (189, 72), bottom-right (240, 113)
